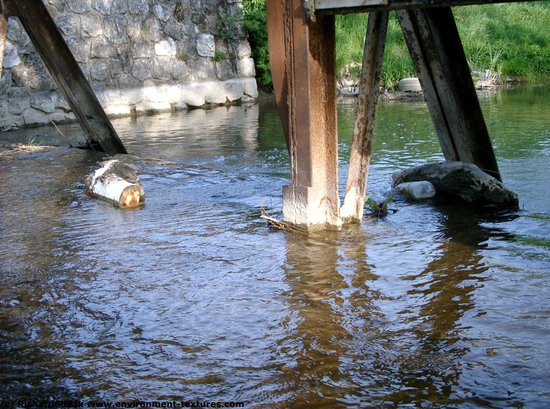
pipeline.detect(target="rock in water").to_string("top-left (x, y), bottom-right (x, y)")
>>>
top-left (392, 161), bottom-right (518, 209)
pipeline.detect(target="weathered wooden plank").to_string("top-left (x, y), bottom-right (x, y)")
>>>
top-left (267, 0), bottom-right (341, 228)
top-left (341, 11), bottom-right (389, 223)
top-left (316, 0), bottom-right (539, 13)
top-left (397, 7), bottom-right (501, 180)
top-left (397, 9), bottom-right (458, 163)
top-left (10, 0), bottom-right (127, 154)
top-left (316, 0), bottom-right (388, 10)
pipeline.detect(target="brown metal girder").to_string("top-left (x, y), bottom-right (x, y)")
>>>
top-left (267, 0), bottom-right (338, 189)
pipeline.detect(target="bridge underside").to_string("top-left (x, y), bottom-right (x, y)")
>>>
top-left (267, 0), bottom-right (528, 228)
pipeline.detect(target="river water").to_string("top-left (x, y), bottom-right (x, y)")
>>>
top-left (1, 85), bottom-right (549, 407)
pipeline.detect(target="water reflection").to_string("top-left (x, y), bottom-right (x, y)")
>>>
top-left (268, 197), bottom-right (529, 407)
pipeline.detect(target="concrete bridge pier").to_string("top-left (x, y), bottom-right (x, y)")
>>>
top-left (267, 0), bottom-right (341, 229)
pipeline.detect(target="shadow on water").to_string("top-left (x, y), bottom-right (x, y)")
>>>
top-left (265, 201), bottom-right (523, 408)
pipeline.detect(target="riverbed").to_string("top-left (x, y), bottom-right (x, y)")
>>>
top-left (1, 85), bottom-right (549, 407)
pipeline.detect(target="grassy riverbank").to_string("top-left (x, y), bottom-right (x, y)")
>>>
top-left (243, 1), bottom-right (550, 89)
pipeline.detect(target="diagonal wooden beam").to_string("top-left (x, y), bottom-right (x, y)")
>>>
top-left (9, 0), bottom-right (127, 154)
top-left (397, 7), bottom-right (501, 180)
top-left (341, 11), bottom-right (389, 223)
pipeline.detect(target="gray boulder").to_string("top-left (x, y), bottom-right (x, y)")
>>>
top-left (392, 161), bottom-right (519, 209)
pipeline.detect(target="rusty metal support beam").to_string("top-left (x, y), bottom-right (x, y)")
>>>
top-left (268, 0), bottom-right (341, 229)
top-left (397, 7), bottom-right (501, 180)
top-left (341, 11), bottom-right (389, 223)
top-left (9, 0), bottom-right (126, 154)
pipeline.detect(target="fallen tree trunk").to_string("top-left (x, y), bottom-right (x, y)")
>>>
top-left (85, 159), bottom-right (144, 208)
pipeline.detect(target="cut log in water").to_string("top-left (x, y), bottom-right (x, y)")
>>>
top-left (85, 159), bottom-right (145, 208)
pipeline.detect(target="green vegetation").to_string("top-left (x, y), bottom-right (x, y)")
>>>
top-left (242, 0), bottom-right (271, 88)
top-left (218, 11), bottom-right (243, 40)
top-left (242, 1), bottom-right (550, 89)
top-left (212, 51), bottom-right (227, 62)
top-left (365, 194), bottom-right (394, 218)
top-left (455, 3), bottom-right (550, 83)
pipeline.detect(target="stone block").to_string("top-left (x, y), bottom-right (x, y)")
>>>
top-left (237, 57), bottom-right (255, 78)
top-left (242, 77), bottom-right (259, 98)
top-left (163, 18), bottom-right (186, 41)
top-left (191, 58), bottom-right (216, 80)
top-left (223, 79), bottom-right (245, 102)
top-left (67, 0), bottom-right (92, 14)
top-left (215, 60), bottom-right (234, 81)
top-left (131, 59), bottom-right (153, 81)
top-left (66, 37), bottom-right (90, 63)
top-left (104, 17), bottom-right (129, 45)
top-left (90, 59), bottom-right (110, 81)
top-left (152, 57), bottom-right (172, 80)
top-left (81, 13), bottom-right (103, 38)
top-left (0, 71), bottom-right (12, 94)
top-left (12, 54), bottom-right (56, 91)
top-left (171, 60), bottom-right (189, 81)
top-left (55, 16), bottom-right (79, 37)
top-left (154, 38), bottom-right (177, 57)
top-left (143, 17), bottom-right (163, 42)
top-left (92, 0), bottom-right (111, 15)
top-left (128, 0), bottom-right (149, 15)
top-left (30, 92), bottom-right (57, 114)
top-left (179, 83), bottom-right (206, 107)
top-left (91, 38), bottom-right (116, 58)
top-left (0, 114), bottom-right (25, 131)
top-left (235, 40), bottom-right (252, 58)
top-left (22, 108), bottom-right (50, 127)
top-left (111, 0), bottom-right (128, 14)
top-left (153, 4), bottom-right (173, 22)
top-left (197, 33), bottom-right (215, 57)
top-left (132, 43), bottom-right (153, 59)
top-left (54, 94), bottom-right (71, 112)
top-left (3, 41), bottom-right (21, 69)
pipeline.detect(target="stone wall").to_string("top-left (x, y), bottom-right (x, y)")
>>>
top-left (0, 0), bottom-right (258, 130)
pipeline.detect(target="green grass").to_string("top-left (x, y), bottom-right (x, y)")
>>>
top-left (243, 1), bottom-right (550, 88)
top-left (455, 3), bottom-right (550, 82)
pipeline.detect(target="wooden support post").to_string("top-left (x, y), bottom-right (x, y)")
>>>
top-left (267, 0), bottom-right (341, 229)
top-left (9, 0), bottom-right (127, 155)
top-left (397, 7), bottom-right (501, 180)
top-left (341, 11), bottom-right (389, 223)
